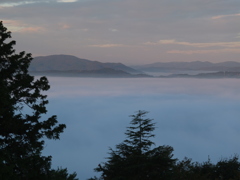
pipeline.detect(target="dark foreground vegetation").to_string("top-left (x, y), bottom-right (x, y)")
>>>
top-left (88, 110), bottom-right (240, 180)
top-left (0, 21), bottom-right (78, 179)
top-left (1, 21), bottom-right (240, 180)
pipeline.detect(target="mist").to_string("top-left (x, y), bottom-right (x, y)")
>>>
top-left (40, 77), bottom-right (240, 179)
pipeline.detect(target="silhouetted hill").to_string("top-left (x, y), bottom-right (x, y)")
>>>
top-left (30, 68), bottom-right (152, 78)
top-left (133, 61), bottom-right (240, 72)
top-left (29, 55), bottom-right (140, 74)
top-left (159, 71), bottom-right (240, 78)
top-left (29, 56), bottom-right (240, 78)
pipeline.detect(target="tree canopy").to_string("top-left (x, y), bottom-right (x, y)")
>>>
top-left (90, 111), bottom-right (240, 180)
top-left (0, 21), bottom-right (77, 179)
top-left (92, 110), bottom-right (177, 180)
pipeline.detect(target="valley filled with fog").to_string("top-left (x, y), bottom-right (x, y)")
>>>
top-left (40, 77), bottom-right (240, 179)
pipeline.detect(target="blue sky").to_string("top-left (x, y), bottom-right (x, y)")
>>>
top-left (1, 0), bottom-right (240, 64)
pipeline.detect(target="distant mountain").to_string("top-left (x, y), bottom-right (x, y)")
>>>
top-left (159, 71), bottom-right (240, 79)
top-left (29, 56), bottom-right (240, 78)
top-left (29, 54), bottom-right (140, 74)
top-left (133, 61), bottom-right (240, 72)
top-left (30, 68), bottom-right (152, 78)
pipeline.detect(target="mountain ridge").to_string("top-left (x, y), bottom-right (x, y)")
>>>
top-left (29, 54), bottom-right (140, 74)
top-left (30, 68), bottom-right (152, 78)
top-left (29, 55), bottom-right (240, 78)
top-left (133, 61), bottom-right (240, 72)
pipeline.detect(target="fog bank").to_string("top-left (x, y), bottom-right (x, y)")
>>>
top-left (41, 77), bottom-right (240, 179)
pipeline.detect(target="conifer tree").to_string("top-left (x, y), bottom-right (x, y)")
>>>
top-left (0, 21), bottom-right (67, 179)
top-left (124, 110), bottom-right (156, 154)
top-left (92, 110), bottom-right (176, 180)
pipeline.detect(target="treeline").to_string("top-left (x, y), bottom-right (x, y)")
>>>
top-left (88, 111), bottom-right (240, 180)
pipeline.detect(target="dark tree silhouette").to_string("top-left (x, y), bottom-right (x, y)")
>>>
top-left (91, 110), bottom-right (177, 180)
top-left (0, 21), bottom-right (75, 179)
top-left (172, 155), bottom-right (240, 180)
top-left (49, 168), bottom-right (78, 180)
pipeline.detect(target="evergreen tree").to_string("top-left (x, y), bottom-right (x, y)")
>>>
top-left (0, 21), bottom-right (68, 179)
top-left (124, 110), bottom-right (156, 154)
top-left (49, 168), bottom-right (78, 180)
top-left (172, 155), bottom-right (240, 180)
top-left (92, 110), bottom-right (177, 180)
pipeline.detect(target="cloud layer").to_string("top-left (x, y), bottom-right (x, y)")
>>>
top-left (39, 77), bottom-right (240, 179)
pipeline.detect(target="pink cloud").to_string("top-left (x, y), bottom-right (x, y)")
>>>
top-left (145, 39), bottom-right (240, 48)
top-left (19, 27), bottom-right (45, 33)
top-left (212, 13), bottom-right (240, 20)
top-left (58, 23), bottom-right (71, 29)
top-left (89, 44), bottom-right (126, 48)
top-left (2, 19), bottom-right (45, 33)
top-left (167, 48), bottom-right (240, 54)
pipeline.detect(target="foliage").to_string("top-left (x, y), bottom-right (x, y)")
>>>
top-left (124, 110), bottom-right (156, 153)
top-left (49, 168), bottom-right (78, 180)
top-left (90, 110), bottom-right (240, 180)
top-left (92, 110), bottom-right (177, 180)
top-left (172, 155), bottom-right (240, 180)
top-left (0, 21), bottom-right (77, 179)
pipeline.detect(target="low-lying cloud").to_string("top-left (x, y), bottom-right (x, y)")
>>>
top-left (40, 77), bottom-right (240, 179)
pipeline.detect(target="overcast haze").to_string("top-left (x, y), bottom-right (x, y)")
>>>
top-left (1, 0), bottom-right (240, 65)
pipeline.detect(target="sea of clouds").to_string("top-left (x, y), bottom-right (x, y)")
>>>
top-left (38, 77), bottom-right (240, 179)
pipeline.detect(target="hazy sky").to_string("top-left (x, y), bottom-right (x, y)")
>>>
top-left (1, 0), bottom-right (240, 65)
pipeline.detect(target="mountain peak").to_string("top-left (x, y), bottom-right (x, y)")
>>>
top-left (29, 54), bottom-right (140, 74)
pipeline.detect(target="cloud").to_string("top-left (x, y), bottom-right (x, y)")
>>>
top-left (212, 13), bottom-right (240, 20)
top-left (81, 28), bottom-right (89, 32)
top-left (58, 23), bottom-right (71, 29)
top-left (0, 1), bottom-right (46, 7)
top-left (1, 0), bottom-right (240, 64)
top-left (167, 48), bottom-right (240, 54)
top-left (1, 20), bottom-right (22, 31)
top-left (0, 0), bottom-right (78, 7)
top-left (88, 44), bottom-right (126, 48)
top-left (57, 0), bottom-right (78, 2)
top-left (19, 27), bottom-right (45, 33)
top-left (42, 77), bottom-right (240, 179)
top-left (109, 28), bottom-right (119, 32)
top-left (144, 39), bottom-right (240, 57)
top-left (145, 39), bottom-right (240, 48)
top-left (2, 19), bottom-right (45, 33)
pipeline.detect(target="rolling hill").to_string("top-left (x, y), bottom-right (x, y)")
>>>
top-left (29, 54), bottom-right (140, 74)
top-left (29, 55), bottom-right (240, 78)
top-left (133, 61), bottom-right (240, 72)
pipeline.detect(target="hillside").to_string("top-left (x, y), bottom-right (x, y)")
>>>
top-left (29, 55), bottom-right (240, 78)
top-left (159, 71), bottom-right (240, 78)
top-left (30, 68), bottom-right (152, 78)
top-left (133, 61), bottom-right (240, 72)
top-left (29, 54), bottom-right (140, 74)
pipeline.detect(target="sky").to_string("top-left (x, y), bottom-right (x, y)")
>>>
top-left (1, 0), bottom-right (240, 65)
top-left (39, 77), bottom-right (240, 179)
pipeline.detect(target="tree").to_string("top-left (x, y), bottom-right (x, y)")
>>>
top-left (49, 168), bottom-right (78, 180)
top-left (92, 110), bottom-right (177, 180)
top-left (172, 155), bottom-right (240, 180)
top-left (214, 155), bottom-right (240, 180)
top-left (124, 110), bottom-right (156, 154)
top-left (0, 21), bottom-right (70, 179)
